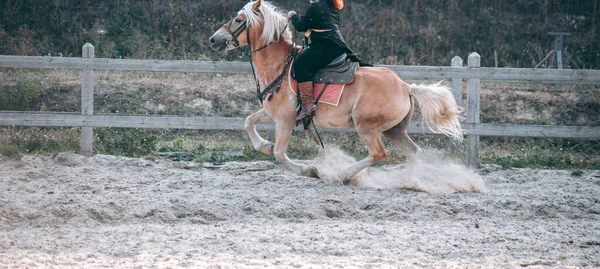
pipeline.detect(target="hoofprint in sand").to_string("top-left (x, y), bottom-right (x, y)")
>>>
top-left (1, 149), bottom-right (599, 268)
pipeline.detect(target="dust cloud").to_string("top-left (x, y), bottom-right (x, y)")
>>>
top-left (314, 147), bottom-right (486, 193)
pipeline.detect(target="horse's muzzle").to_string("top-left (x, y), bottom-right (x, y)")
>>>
top-left (209, 30), bottom-right (228, 52)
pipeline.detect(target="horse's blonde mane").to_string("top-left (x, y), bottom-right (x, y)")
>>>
top-left (240, 1), bottom-right (291, 44)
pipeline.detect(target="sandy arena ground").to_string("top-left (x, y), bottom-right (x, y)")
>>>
top-left (1, 149), bottom-right (599, 268)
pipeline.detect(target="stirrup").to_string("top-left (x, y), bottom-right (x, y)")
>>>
top-left (296, 104), bottom-right (317, 120)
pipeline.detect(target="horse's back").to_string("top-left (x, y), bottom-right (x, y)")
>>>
top-left (313, 66), bottom-right (412, 130)
top-left (355, 66), bottom-right (407, 89)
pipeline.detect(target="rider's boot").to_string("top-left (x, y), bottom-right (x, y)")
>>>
top-left (296, 82), bottom-right (317, 120)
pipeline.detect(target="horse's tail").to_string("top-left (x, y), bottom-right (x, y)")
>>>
top-left (408, 82), bottom-right (463, 142)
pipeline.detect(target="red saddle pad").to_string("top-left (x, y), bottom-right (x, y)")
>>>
top-left (288, 64), bottom-right (345, 106)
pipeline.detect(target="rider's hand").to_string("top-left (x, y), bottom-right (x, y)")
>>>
top-left (287, 11), bottom-right (296, 20)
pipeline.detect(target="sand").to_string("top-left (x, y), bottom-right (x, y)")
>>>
top-left (1, 149), bottom-right (599, 268)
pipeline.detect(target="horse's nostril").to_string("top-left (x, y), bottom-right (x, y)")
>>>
top-left (209, 37), bottom-right (216, 44)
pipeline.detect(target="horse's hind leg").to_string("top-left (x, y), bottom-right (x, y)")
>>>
top-left (338, 129), bottom-right (388, 185)
top-left (383, 126), bottom-right (421, 163)
top-left (245, 109), bottom-right (274, 155)
top-left (383, 96), bottom-right (421, 163)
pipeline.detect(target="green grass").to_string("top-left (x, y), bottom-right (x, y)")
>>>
top-left (480, 137), bottom-right (600, 169)
top-left (2, 126), bottom-right (598, 170)
top-left (0, 144), bottom-right (20, 157)
top-left (1, 127), bottom-right (80, 154)
top-left (94, 128), bottom-right (159, 157)
top-left (0, 75), bottom-right (45, 111)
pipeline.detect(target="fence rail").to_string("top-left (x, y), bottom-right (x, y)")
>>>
top-left (2, 55), bottom-right (599, 84)
top-left (1, 43), bottom-right (600, 167)
top-left (2, 112), bottom-right (598, 139)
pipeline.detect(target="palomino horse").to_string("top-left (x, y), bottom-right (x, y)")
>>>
top-left (209, 0), bottom-right (463, 184)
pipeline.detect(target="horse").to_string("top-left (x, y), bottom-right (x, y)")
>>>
top-left (208, 0), bottom-right (463, 184)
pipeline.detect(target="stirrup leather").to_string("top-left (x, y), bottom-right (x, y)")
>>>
top-left (296, 103), bottom-right (317, 120)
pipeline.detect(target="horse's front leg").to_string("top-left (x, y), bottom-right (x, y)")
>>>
top-left (273, 120), bottom-right (320, 178)
top-left (245, 109), bottom-right (274, 155)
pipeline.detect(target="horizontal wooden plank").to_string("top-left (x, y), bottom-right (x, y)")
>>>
top-left (1, 112), bottom-right (598, 139)
top-left (461, 123), bottom-right (600, 139)
top-left (0, 111), bottom-right (435, 134)
top-left (0, 112), bottom-right (247, 130)
top-left (384, 65), bottom-right (600, 84)
top-left (0, 56), bottom-right (251, 74)
top-left (477, 67), bottom-right (600, 84)
top-left (2, 56), bottom-right (600, 84)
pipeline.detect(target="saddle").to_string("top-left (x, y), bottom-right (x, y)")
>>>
top-left (292, 53), bottom-right (358, 85)
top-left (290, 54), bottom-right (358, 147)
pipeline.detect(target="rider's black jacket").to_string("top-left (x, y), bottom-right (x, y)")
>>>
top-left (290, 0), bottom-right (368, 65)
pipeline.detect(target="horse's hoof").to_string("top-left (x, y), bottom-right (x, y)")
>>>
top-left (258, 143), bottom-right (274, 155)
top-left (342, 179), bottom-right (351, 185)
top-left (303, 166), bottom-right (320, 179)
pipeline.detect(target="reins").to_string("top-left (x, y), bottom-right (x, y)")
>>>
top-left (226, 16), bottom-right (293, 105)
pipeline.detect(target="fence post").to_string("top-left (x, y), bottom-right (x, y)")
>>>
top-left (449, 56), bottom-right (464, 156)
top-left (81, 43), bottom-right (95, 156)
top-left (466, 52), bottom-right (481, 168)
top-left (451, 56), bottom-right (463, 106)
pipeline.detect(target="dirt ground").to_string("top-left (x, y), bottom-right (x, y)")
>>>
top-left (1, 149), bottom-right (599, 268)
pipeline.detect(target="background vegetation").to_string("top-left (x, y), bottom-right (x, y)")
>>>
top-left (0, 0), bottom-right (598, 68)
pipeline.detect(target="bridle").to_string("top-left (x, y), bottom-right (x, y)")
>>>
top-left (222, 12), bottom-right (295, 104)
top-left (223, 17), bottom-right (247, 49)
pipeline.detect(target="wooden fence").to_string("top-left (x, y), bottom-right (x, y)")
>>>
top-left (1, 43), bottom-right (600, 167)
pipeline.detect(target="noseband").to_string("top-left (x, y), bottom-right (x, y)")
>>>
top-left (224, 19), bottom-right (247, 49)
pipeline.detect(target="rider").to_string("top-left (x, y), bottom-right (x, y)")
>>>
top-left (287, 0), bottom-right (364, 120)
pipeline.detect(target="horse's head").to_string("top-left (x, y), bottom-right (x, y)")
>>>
top-left (209, 0), bottom-right (290, 52)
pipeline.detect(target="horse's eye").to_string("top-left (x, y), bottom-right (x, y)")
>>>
top-left (235, 18), bottom-right (242, 23)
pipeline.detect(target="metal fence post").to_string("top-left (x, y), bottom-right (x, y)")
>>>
top-left (81, 43), bottom-right (95, 156)
top-left (466, 52), bottom-right (481, 168)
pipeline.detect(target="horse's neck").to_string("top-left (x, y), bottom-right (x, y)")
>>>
top-left (251, 41), bottom-right (293, 88)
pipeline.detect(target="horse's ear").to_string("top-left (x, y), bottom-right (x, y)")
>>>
top-left (252, 0), bottom-right (262, 12)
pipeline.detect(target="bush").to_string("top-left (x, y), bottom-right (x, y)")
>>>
top-left (94, 128), bottom-right (159, 157)
top-left (0, 127), bottom-right (79, 154)
top-left (0, 77), bottom-right (45, 111)
top-left (0, 0), bottom-right (598, 67)
top-left (0, 144), bottom-right (20, 157)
